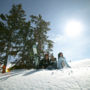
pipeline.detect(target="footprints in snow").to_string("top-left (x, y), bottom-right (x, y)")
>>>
top-left (51, 69), bottom-right (73, 76)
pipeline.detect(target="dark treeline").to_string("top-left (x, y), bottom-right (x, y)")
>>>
top-left (0, 4), bottom-right (53, 70)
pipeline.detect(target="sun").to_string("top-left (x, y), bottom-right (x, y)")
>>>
top-left (65, 20), bottom-right (83, 38)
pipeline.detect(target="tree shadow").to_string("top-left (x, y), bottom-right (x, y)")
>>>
top-left (0, 69), bottom-right (43, 81)
top-left (0, 70), bottom-right (25, 81)
top-left (23, 69), bottom-right (42, 76)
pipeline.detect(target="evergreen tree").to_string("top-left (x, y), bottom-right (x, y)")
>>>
top-left (0, 14), bottom-right (9, 65)
top-left (30, 15), bottom-right (53, 58)
top-left (0, 4), bottom-right (53, 70)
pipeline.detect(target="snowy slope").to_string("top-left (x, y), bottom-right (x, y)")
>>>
top-left (0, 59), bottom-right (90, 90)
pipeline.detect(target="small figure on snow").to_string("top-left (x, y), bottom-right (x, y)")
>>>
top-left (2, 65), bottom-right (6, 73)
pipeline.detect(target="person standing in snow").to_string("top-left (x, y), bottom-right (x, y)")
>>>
top-left (2, 65), bottom-right (6, 73)
top-left (57, 52), bottom-right (71, 69)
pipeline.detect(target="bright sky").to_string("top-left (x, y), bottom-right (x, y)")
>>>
top-left (0, 0), bottom-right (90, 61)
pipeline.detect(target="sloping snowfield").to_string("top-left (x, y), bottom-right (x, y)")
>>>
top-left (0, 59), bottom-right (90, 90)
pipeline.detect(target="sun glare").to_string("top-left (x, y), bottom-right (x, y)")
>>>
top-left (65, 20), bottom-right (83, 38)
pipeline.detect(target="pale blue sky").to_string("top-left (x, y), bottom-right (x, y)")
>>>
top-left (0, 0), bottom-right (90, 61)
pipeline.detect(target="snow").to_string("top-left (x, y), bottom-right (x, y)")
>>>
top-left (0, 59), bottom-right (90, 90)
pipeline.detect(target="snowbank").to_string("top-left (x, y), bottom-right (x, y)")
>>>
top-left (0, 59), bottom-right (90, 90)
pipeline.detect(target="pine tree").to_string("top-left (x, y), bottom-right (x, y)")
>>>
top-left (30, 14), bottom-right (53, 58)
top-left (0, 4), bottom-right (54, 70)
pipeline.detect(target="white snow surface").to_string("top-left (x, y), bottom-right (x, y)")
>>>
top-left (0, 59), bottom-right (90, 90)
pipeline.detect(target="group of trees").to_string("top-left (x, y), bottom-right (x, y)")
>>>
top-left (0, 4), bottom-right (53, 69)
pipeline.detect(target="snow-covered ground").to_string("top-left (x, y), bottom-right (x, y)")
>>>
top-left (0, 59), bottom-right (90, 90)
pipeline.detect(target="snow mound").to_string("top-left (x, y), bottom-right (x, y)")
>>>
top-left (0, 59), bottom-right (90, 90)
top-left (70, 58), bottom-right (90, 68)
